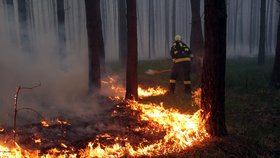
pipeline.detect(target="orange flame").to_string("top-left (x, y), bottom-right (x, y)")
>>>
top-left (102, 75), bottom-right (167, 99)
top-left (0, 77), bottom-right (208, 157)
top-left (192, 88), bottom-right (202, 108)
top-left (32, 138), bottom-right (41, 144)
top-left (60, 143), bottom-right (68, 148)
top-left (79, 100), bottom-right (209, 157)
top-left (138, 86), bottom-right (167, 98)
top-left (56, 119), bottom-right (71, 126)
top-left (41, 121), bottom-right (49, 127)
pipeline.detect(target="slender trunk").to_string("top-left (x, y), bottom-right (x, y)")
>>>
top-left (202, 0), bottom-right (228, 136)
top-left (125, 0), bottom-right (138, 100)
top-left (233, 0), bottom-right (238, 52)
top-left (258, 0), bottom-right (266, 65)
top-left (57, 0), bottom-right (66, 58)
top-left (118, 0), bottom-right (127, 68)
top-left (239, 1), bottom-right (244, 45)
top-left (17, 0), bottom-right (30, 53)
top-left (4, 0), bottom-right (16, 43)
top-left (270, 11), bottom-right (280, 88)
top-left (149, 0), bottom-right (154, 59)
top-left (85, 0), bottom-right (104, 93)
top-left (190, 0), bottom-right (204, 85)
top-left (250, 0), bottom-right (254, 54)
top-left (165, 0), bottom-right (170, 57)
top-left (172, 0), bottom-right (176, 37)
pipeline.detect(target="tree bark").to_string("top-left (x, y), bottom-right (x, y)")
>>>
top-left (270, 11), bottom-right (280, 88)
top-left (202, 0), bottom-right (228, 137)
top-left (125, 0), bottom-right (138, 100)
top-left (190, 0), bottom-right (204, 85)
top-left (165, 0), bottom-right (170, 57)
top-left (233, 0), bottom-right (238, 52)
top-left (249, 0), bottom-right (254, 54)
top-left (172, 0), bottom-right (176, 37)
top-left (85, 0), bottom-right (104, 93)
top-left (258, 0), bottom-right (266, 65)
top-left (118, 0), bottom-right (127, 68)
top-left (17, 0), bottom-right (30, 53)
top-left (149, 0), bottom-right (155, 59)
top-left (4, 0), bottom-right (16, 43)
top-left (57, 0), bottom-right (66, 58)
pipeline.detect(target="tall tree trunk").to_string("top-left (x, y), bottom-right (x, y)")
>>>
top-left (165, 0), bottom-right (170, 57)
top-left (99, 2), bottom-right (106, 76)
top-left (85, 0), bottom-right (104, 93)
top-left (17, 0), bottom-right (30, 53)
top-left (4, 0), bottom-right (16, 43)
top-left (57, 0), bottom-right (66, 59)
top-left (118, 0), bottom-right (127, 68)
top-left (190, 0), bottom-right (204, 85)
top-left (249, 0), bottom-right (254, 54)
top-left (149, 0), bottom-right (155, 59)
top-left (258, 0), bottom-right (266, 65)
top-left (172, 0), bottom-right (176, 37)
top-left (233, 0), bottom-right (238, 53)
top-left (239, 1), bottom-right (244, 45)
top-left (202, 0), bottom-right (228, 137)
top-left (125, 0), bottom-right (138, 100)
top-left (270, 11), bottom-right (280, 88)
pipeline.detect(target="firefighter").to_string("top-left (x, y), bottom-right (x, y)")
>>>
top-left (168, 35), bottom-right (193, 97)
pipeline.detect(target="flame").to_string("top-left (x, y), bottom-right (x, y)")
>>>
top-left (102, 75), bottom-right (167, 99)
top-left (60, 143), bottom-right (68, 148)
top-left (138, 86), bottom-right (167, 98)
top-left (80, 100), bottom-right (209, 157)
top-left (0, 77), bottom-right (208, 157)
top-left (56, 119), bottom-right (71, 126)
top-left (41, 121), bottom-right (49, 127)
top-left (32, 138), bottom-right (41, 144)
top-left (0, 128), bottom-right (4, 132)
top-left (0, 143), bottom-right (78, 158)
top-left (192, 88), bottom-right (202, 108)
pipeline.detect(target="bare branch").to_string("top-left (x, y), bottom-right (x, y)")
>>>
top-left (13, 82), bottom-right (42, 145)
top-left (21, 82), bottom-right (41, 90)
top-left (17, 107), bottom-right (46, 120)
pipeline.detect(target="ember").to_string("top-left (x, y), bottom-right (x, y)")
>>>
top-left (0, 77), bottom-right (209, 157)
top-left (32, 138), bottom-right (41, 144)
top-left (41, 121), bottom-right (49, 127)
top-left (56, 119), bottom-right (71, 126)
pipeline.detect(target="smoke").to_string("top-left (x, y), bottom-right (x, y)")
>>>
top-left (0, 32), bottom-right (108, 125)
top-left (0, 1), bottom-right (108, 126)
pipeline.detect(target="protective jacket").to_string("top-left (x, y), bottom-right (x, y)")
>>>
top-left (170, 41), bottom-right (193, 63)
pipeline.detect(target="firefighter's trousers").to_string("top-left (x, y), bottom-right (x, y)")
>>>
top-left (169, 61), bottom-right (191, 95)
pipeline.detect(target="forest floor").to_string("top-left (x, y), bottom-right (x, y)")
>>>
top-left (1, 57), bottom-right (279, 157)
top-left (112, 57), bottom-right (279, 157)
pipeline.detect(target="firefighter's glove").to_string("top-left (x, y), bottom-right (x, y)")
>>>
top-left (190, 54), bottom-right (194, 62)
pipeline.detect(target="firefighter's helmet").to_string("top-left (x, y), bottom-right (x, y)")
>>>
top-left (174, 35), bottom-right (182, 41)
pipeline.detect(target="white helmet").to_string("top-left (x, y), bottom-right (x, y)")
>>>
top-left (174, 34), bottom-right (182, 41)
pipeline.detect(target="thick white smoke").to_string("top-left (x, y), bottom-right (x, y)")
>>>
top-left (0, 0), bottom-right (103, 126)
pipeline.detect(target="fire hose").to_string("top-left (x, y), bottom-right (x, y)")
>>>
top-left (145, 69), bottom-right (171, 75)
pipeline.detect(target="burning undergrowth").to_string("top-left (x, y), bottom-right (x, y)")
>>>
top-left (0, 76), bottom-right (209, 157)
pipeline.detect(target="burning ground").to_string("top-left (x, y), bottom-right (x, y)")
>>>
top-left (0, 76), bottom-right (209, 157)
